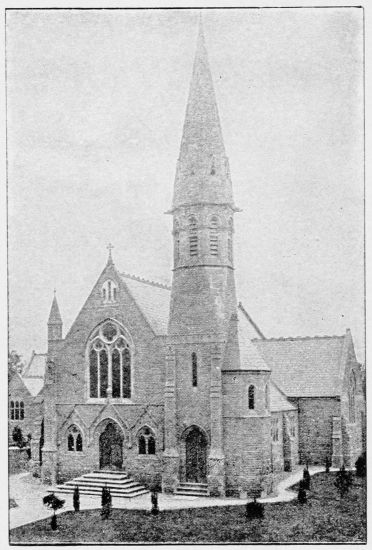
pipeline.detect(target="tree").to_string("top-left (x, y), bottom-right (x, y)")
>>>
top-left (8, 350), bottom-right (25, 382)
top-left (43, 493), bottom-right (65, 530)
top-left (334, 465), bottom-right (353, 498)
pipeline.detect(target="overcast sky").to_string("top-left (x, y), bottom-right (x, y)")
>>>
top-left (7, 7), bottom-right (364, 363)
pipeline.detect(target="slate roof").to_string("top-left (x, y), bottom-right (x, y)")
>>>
top-left (253, 335), bottom-right (347, 397)
top-left (23, 352), bottom-right (47, 378)
top-left (120, 273), bottom-right (171, 335)
top-left (237, 308), bottom-right (270, 371)
top-left (270, 381), bottom-right (296, 412)
top-left (22, 377), bottom-right (44, 397)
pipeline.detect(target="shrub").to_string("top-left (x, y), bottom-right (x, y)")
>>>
top-left (298, 479), bottom-right (307, 504)
top-left (303, 467), bottom-right (311, 490)
top-left (12, 426), bottom-right (24, 448)
top-left (325, 456), bottom-right (331, 473)
top-left (355, 453), bottom-right (366, 477)
top-left (246, 497), bottom-right (264, 519)
top-left (334, 465), bottom-right (353, 498)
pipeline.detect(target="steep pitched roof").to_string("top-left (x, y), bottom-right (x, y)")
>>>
top-left (270, 381), bottom-right (296, 412)
top-left (253, 335), bottom-right (347, 397)
top-left (22, 352), bottom-right (47, 378)
top-left (22, 377), bottom-right (44, 397)
top-left (120, 273), bottom-right (171, 336)
top-left (237, 308), bottom-right (270, 371)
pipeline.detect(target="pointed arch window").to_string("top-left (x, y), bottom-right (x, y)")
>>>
top-left (192, 352), bottom-right (198, 387)
top-left (209, 216), bottom-right (219, 256)
top-left (88, 320), bottom-right (131, 399)
top-left (248, 385), bottom-right (255, 410)
top-left (188, 216), bottom-right (198, 257)
top-left (67, 426), bottom-right (83, 452)
top-left (348, 371), bottom-right (356, 423)
top-left (271, 417), bottom-right (279, 442)
top-left (10, 401), bottom-right (14, 420)
top-left (101, 279), bottom-right (118, 304)
top-left (138, 427), bottom-right (156, 455)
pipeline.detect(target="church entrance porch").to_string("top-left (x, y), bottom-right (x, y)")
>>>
top-left (185, 426), bottom-right (208, 483)
top-left (99, 422), bottom-right (124, 470)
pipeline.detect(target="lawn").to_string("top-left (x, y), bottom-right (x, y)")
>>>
top-left (10, 472), bottom-right (366, 544)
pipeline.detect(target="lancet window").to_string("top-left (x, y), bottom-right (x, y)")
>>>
top-left (67, 425), bottom-right (83, 452)
top-left (248, 385), bottom-right (255, 410)
top-left (188, 216), bottom-right (198, 257)
top-left (138, 427), bottom-right (156, 455)
top-left (209, 216), bottom-right (219, 256)
top-left (348, 371), bottom-right (356, 423)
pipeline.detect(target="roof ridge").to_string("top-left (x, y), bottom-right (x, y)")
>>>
top-left (121, 272), bottom-right (171, 291)
top-left (253, 334), bottom-right (345, 342)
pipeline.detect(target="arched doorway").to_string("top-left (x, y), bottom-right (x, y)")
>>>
top-left (185, 426), bottom-right (207, 483)
top-left (99, 422), bottom-right (124, 470)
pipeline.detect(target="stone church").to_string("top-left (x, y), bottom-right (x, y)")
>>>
top-left (16, 21), bottom-right (364, 498)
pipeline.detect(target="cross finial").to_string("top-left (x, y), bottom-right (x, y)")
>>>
top-left (53, 288), bottom-right (56, 296)
top-left (107, 242), bottom-right (114, 264)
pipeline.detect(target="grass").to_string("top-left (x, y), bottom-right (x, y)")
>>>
top-left (10, 472), bottom-right (366, 543)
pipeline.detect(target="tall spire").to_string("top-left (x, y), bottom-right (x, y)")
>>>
top-left (172, 16), bottom-right (234, 210)
top-left (48, 291), bottom-right (62, 341)
top-left (48, 292), bottom-right (62, 325)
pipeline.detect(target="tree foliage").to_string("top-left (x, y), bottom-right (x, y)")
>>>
top-left (8, 350), bottom-right (25, 381)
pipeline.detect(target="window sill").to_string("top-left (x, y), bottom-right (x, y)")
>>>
top-left (86, 398), bottom-right (133, 404)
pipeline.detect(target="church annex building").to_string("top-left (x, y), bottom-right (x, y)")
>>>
top-left (9, 21), bottom-right (365, 498)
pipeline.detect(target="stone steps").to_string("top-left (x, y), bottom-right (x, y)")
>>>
top-left (52, 470), bottom-right (150, 499)
top-left (174, 482), bottom-right (210, 497)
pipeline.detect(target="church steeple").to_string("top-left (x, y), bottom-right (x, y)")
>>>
top-left (172, 17), bottom-right (235, 210)
top-left (168, 17), bottom-right (238, 336)
top-left (48, 291), bottom-right (62, 341)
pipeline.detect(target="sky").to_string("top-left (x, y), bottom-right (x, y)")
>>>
top-left (6, 7), bottom-right (364, 363)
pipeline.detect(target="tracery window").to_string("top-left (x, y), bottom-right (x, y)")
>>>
top-left (209, 216), bottom-right (219, 256)
top-left (101, 279), bottom-right (118, 304)
top-left (271, 417), bottom-right (279, 442)
top-left (138, 427), bottom-right (156, 455)
top-left (248, 385), bottom-right (255, 410)
top-left (348, 371), bottom-right (356, 423)
top-left (88, 320), bottom-right (131, 399)
top-left (67, 425), bottom-right (83, 452)
top-left (10, 400), bottom-right (24, 421)
top-left (192, 352), bottom-right (198, 387)
top-left (188, 216), bottom-right (198, 257)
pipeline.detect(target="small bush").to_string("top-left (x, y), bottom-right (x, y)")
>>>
top-left (355, 453), bottom-right (366, 478)
top-left (303, 467), bottom-right (311, 490)
top-left (334, 465), bottom-right (353, 498)
top-left (325, 456), bottom-right (331, 473)
top-left (298, 479), bottom-right (307, 504)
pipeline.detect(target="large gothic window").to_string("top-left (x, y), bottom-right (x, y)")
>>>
top-left (209, 216), bottom-right (219, 256)
top-left (348, 371), bottom-right (356, 423)
top-left (188, 216), bottom-right (198, 257)
top-left (88, 320), bottom-right (131, 399)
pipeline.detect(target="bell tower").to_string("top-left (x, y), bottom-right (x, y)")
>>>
top-left (163, 18), bottom-right (240, 497)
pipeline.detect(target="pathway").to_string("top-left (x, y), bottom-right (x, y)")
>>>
top-left (10, 466), bottom-right (335, 530)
